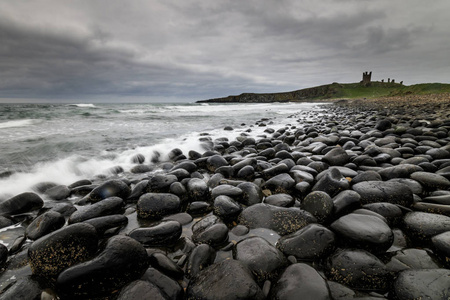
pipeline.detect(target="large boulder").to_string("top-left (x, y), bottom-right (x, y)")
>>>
top-left (186, 259), bottom-right (265, 300)
top-left (28, 223), bottom-right (98, 279)
top-left (0, 192), bottom-right (43, 216)
top-left (56, 235), bottom-right (148, 299)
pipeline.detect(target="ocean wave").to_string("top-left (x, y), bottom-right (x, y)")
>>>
top-left (67, 104), bottom-right (97, 108)
top-left (0, 119), bottom-right (36, 129)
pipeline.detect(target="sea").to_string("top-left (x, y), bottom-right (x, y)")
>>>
top-left (0, 102), bottom-right (326, 198)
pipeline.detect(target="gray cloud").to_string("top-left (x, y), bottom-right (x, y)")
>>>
top-left (0, 0), bottom-right (449, 102)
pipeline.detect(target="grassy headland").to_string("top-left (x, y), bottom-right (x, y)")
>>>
top-left (197, 82), bottom-right (450, 103)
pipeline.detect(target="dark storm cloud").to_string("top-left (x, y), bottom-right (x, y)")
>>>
top-left (0, 0), bottom-right (449, 102)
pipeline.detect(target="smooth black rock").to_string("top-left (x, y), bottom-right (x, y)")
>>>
top-left (332, 190), bottom-right (361, 217)
top-left (211, 184), bottom-right (243, 199)
top-left (411, 171), bottom-right (450, 190)
top-left (171, 161), bottom-right (197, 173)
top-left (388, 178), bottom-right (423, 195)
top-left (331, 212), bottom-right (393, 253)
top-left (375, 119), bottom-right (392, 131)
top-left (187, 201), bottom-right (212, 216)
top-left (323, 147), bottom-right (349, 166)
top-left (264, 173), bottom-right (296, 194)
top-left (377, 164), bottom-right (422, 180)
top-left (149, 252), bottom-right (184, 279)
top-left (117, 280), bottom-right (165, 300)
top-left (264, 193), bottom-right (294, 207)
top-left (192, 215), bottom-right (229, 247)
top-left (187, 178), bottom-right (209, 201)
top-left (234, 236), bottom-right (287, 282)
top-left (28, 223), bottom-right (98, 279)
top-left (0, 276), bottom-right (42, 300)
top-left (206, 155), bottom-right (228, 172)
top-left (277, 223), bottom-right (335, 260)
top-left (56, 235), bottom-right (148, 299)
top-left (385, 248), bottom-right (442, 272)
top-left (392, 269), bottom-right (450, 300)
top-left (237, 165), bottom-right (255, 180)
top-left (0, 243), bottom-right (7, 266)
top-left (128, 180), bottom-right (149, 201)
top-left (70, 184), bottom-right (98, 197)
top-left (270, 263), bottom-right (332, 300)
top-left (312, 168), bottom-right (349, 197)
top-left (351, 171), bottom-right (382, 184)
top-left (45, 184), bottom-right (71, 200)
top-left (352, 181), bottom-right (413, 207)
top-left (431, 231), bottom-right (450, 267)
top-left (147, 174), bottom-right (178, 193)
top-left (69, 196), bottom-right (124, 223)
top-left (301, 191), bottom-right (334, 223)
top-left (213, 195), bottom-right (242, 220)
top-left (260, 163), bottom-right (290, 180)
top-left (326, 248), bottom-right (390, 292)
top-left (412, 201), bottom-right (450, 216)
top-left (289, 169), bottom-right (315, 184)
top-left (362, 202), bottom-right (403, 226)
top-left (169, 168), bottom-right (191, 181)
top-left (237, 182), bottom-right (264, 206)
top-left (137, 193), bottom-right (180, 219)
top-left (186, 244), bottom-right (216, 279)
top-left (129, 220), bottom-right (182, 247)
top-left (186, 259), bottom-right (265, 300)
top-left (141, 267), bottom-right (184, 300)
top-left (85, 179), bottom-right (130, 203)
top-left (403, 211), bottom-right (450, 244)
top-left (0, 216), bottom-right (14, 229)
top-left (0, 192), bottom-right (44, 216)
top-left (239, 203), bottom-right (317, 236)
top-left (25, 210), bottom-right (65, 240)
top-left (83, 214), bottom-right (128, 235)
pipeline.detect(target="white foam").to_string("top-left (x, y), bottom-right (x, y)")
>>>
top-left (68, 104), bottom-right (96, 108)
top-left (0, 119), bottom-right (36, 129)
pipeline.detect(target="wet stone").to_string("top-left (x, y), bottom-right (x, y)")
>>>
top-left (56, 235), bottom-right (149, 299)
top-left (191, 215), bottom-right (229, 247)
top-left (270, 263), bottom-right (332, 300)
top-left (147, 174), bottom-right (178, 193)
top-left (403, 211), bottom-right (450, 244)
top-left (330, 213), bottom-right (393, 253)
top-left (323, 147), bottom-right (349, 166)
top-left (264, 173), bottom-right (296, 194)
top-left (0, 192), bottom-right (44, 216)
top-left (129, 220), bottom-right (182, 247)
top-left (301, 191), bottom-right (334, 223)
top-left (83, 214), bottom-right (128, 235)
top-left (28, 223), bottom-right (98, 279)
top-left (211, 184), bottom-right (243, 199)
top-left (187, 178), bottom-right (209, 202)
top-left (234, 236), bottom-right (287, 282)
top-left (326, 248), bottom-right (390, 292)
top-left (237, 182), bottom-right (263, 206)
top-left (25, 210), bottom-right (65, 240)
top-left (149, 252), bottom-right (184, 279)
top-left (312, 168), bottom-right (349, 197)
top-left (352, 181), bottom-right (413, 207)
top-left (238, 203), bottom-right (317, 236)
top-left (45, 185), bottom-right (71, 200)
top-left (392, 269), bottom-right (450, 300)
top-left (431, 231), bottom-right (450, 267)
top-left (362, 202), bottom-right (403, 226)
top-left (213, 195), bottom-right (242, 220)
top-left (117, 280), bottom-right (165, 300)
top-left (85, 179), bottom-right (131, 203)
top-left (332, 190), bottom-right (361, 217)
top-left (277, 223), bottom-right (335, 261)
top-left (69, 196), bottom-right (124, 224)
top-left (385, 248), bottom-right (442, 272)
top-left (186, 259), bottom-right (265, 300)
top-left (186, 244), bottom-right (216, 278)
top-left (141, 267), bottom-right (184, 300)
top-left (137, 193), bottom-right (181, 219)
top-left (410, 171), bottom-right (450, 190)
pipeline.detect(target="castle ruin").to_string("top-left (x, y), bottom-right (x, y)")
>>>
top-left (362, 71), bottom-right (372, 85)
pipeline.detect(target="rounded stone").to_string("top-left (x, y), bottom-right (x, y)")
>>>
top-left (234, 236), bottom-right (287, 282)
top-left (117, 280), bottom-right (165, 300)
top-left (352, 181), bottom-right (413, 207)
top-left (326, 248), bottom-right (390, 292)
top-left (25, 210), bottom-right (65, 240)
top-left (312, 168), bottom-right (349, 197)
top-left (128, 220), bottom-right (182, 247)
top-left (277, 223), bottom-right (335, 260)
top-left (86, 179), bottom-right (130, 203)
top-left (264, 193), bottom-right (294, 207)
top-left (403, 211), bottom-right (450, 244)
top-left (83, 214), bottom-right (128, 235)
top-left (0, 192), bottom-right (44, 216)
top-left (330, 213), bottom-right (393, 253)
top-left (270, 263), bottom-right (332, 300)
top-left (392, 269), bottom-right (450, 299)
top-left (137, 193), bottom-right (181, 219)
top-left (28, 223), bottom-right (99, 279)
top-left (213, 195), bottom-right (242, 220)
top-left (192, 215), bottom-right (229, 247)
top-left (301, 191), bottom-right (334, 223)
top-left (56, 235), bottom-right (149, 299)
top-left (186, 259), bottom-right (265, 300)
top-left (69, 196), bottom-right (124, 224)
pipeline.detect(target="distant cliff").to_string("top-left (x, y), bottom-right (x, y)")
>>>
top-left (196, 82), bottom-right (450, 103)
top-left (197, 84), bottom-right (340, 103)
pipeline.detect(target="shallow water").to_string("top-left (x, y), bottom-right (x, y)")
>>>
top-left (0, 102), bottom-right (326, 197)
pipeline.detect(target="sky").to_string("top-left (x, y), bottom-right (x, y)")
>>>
top-left (0, 0), bottom-right (449, 103)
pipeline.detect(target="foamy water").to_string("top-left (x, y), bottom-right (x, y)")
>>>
top-left (0, 102), bottom-right (327, 197)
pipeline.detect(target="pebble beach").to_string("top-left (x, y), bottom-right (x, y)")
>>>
top-left (1, 94), bottom-right (450, 299)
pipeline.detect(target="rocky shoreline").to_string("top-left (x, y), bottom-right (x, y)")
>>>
top-left (1, 94), bottom-right (450, 299)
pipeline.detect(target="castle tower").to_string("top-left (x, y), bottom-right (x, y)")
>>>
top-left (362, 71), bottom-right (372, 85)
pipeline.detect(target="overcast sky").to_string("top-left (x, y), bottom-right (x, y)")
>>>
top-left (1, 0), bottom-right (449, 102)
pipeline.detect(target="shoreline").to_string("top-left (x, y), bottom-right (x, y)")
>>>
top-left (1, 95), bottom-right (450, 298)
